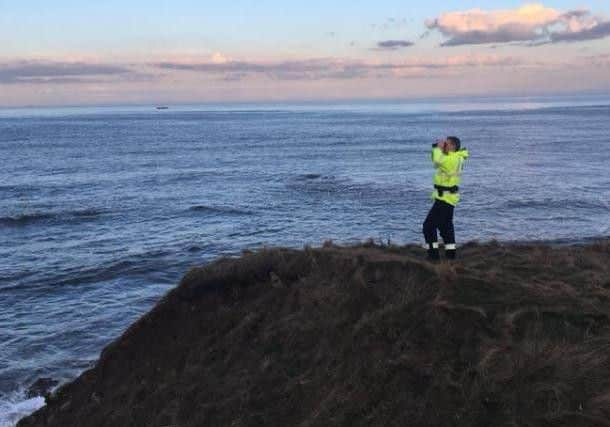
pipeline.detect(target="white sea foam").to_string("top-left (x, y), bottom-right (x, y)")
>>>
top-left (0, 393), bottom-right (44, 427)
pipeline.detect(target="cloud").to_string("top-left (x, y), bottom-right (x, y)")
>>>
top-left (155, 54), bottom-right (520, 81)
top-left (550, 21), bottom-right (610, 43)
top-left (375, 40), bottom-right (414, 50)
top-left (426, 4), bottom-right (610, 46)
top-left (157, 59), bottom-right (368, 81)
top-left (584, 54), bottom-right (610, 67)
top-left (0, 61), bottom-right (133, 84)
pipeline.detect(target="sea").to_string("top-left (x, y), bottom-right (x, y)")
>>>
top-left (1, 96), bottom-right (610, 425)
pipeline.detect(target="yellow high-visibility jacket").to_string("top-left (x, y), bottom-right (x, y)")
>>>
top-left (431, 147), bottom-right (469, 206)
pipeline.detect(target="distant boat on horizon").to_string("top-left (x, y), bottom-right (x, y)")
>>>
top-left (156, 106), bottom-right (169, 110)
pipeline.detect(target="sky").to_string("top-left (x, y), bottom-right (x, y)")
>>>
top-left (1, 1), bottom-right (610, 106)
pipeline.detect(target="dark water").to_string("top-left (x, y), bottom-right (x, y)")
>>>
top-left (1, 98), bottom-right (610, 424)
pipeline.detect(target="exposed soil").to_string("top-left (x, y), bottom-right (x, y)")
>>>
top-left (18, 240), bottom-right (610, 427)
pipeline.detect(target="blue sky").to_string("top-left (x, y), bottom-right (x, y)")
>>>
top-left (4, 1), bottom-right (609, 54)
top-left (1, 1), bottom-right (610, 106)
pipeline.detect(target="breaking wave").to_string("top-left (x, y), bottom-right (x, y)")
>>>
top-left (287, 173), bottom-right (419, 201)
top-left (0, 391), bottom-right (44, 427)
top-left (188, 205), bottom-right (253, 216)
top-left (0, 209), bottom-right (103, 228)
top-left (502, 198), bottom-right (608, 211)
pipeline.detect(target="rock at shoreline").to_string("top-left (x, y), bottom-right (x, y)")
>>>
top-left (25, 378), bottom-right (59, 399)
top-left (18, 240), bottom-right (610, 427)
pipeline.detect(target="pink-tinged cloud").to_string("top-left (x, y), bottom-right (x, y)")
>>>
top-left (426, 3), bottom-right (610, 46)
top-left (0, 55), bottom-right (524, 88)
top-left (585, 54), bottom-right (610, 67)
top-left (1, 53), bottom-right (610, 107)
top-left (374, 40), bottom-right (414, 51)
top-left (0, 61), bottom-right (137, 84)
top-left (155, 54), bottom-right (520, 81)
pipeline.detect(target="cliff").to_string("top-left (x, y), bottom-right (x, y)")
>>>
top-left (18, 240), bottom-right (610, 427)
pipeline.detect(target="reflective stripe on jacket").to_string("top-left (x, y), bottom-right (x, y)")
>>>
top-left (431, 147), bottom-right (469, 206)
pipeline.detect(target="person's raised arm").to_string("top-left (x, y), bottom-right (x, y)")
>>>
top-left (431, 140), bottom-right (449, 167)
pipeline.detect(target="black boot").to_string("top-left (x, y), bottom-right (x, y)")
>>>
top-left (445, 249), bottom-right (456, 260)
top-left (427, 244), bottom-right (440, 262)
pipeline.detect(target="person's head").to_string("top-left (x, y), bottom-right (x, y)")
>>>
top-left (445, 136), bottom-right (461, 152)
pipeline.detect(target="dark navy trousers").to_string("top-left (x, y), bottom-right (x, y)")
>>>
top-left (423, 199), bottom-right (455, 245)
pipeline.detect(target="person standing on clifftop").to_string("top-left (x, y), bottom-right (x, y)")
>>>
top-left (423, 136), bottom-right (469, 261)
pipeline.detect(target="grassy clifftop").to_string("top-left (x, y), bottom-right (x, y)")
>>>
top-left (19, 240), bottom-right (610, 427)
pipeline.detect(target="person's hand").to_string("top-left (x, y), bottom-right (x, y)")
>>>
top-left (435, 139), bottom-right (446, 150)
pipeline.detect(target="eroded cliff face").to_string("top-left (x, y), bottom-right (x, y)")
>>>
top-left (19, 241), bottom-right (610, 427)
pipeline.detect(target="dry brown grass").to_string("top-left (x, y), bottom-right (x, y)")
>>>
top-left (19, 240), bottom-right (610, 427)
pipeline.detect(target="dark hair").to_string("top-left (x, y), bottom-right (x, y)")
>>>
top-left (446, 136), bottom-right (461, 150)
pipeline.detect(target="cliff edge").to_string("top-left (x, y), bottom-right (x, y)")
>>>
top-left (18, 240), bottom-right (610, 427)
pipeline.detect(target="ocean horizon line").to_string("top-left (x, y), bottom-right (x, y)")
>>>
top-left (2, 91), bottom-right (610, 111)
top-left (2, 93), bottom-right (610, 119)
